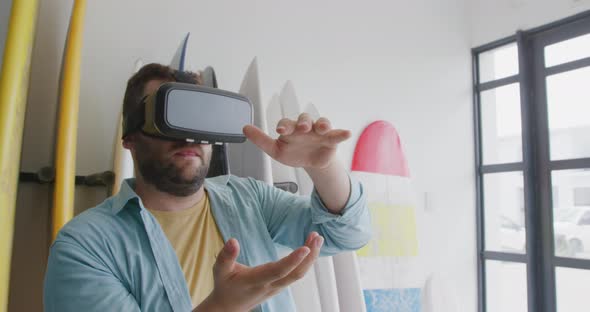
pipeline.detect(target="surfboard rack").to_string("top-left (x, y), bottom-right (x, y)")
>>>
top-left (273, 182), bottom-right (298, 194)
top-left (20, 167), bottom-right (299, 197)
top-left (19, 167), bottom-right (114, 187)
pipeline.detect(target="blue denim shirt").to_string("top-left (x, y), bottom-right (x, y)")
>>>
top-left (44, 174), bottom-right (370, 312)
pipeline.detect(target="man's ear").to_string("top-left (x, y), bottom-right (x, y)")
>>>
top-left (122, 134), bottom-right (135, 151)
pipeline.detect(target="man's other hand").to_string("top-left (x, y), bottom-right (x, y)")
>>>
top-left (194, 232), bottom-right (324, 312)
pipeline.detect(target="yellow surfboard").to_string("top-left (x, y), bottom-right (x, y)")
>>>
top-left (0, 1), bottom-right (40, 311)
top-left (52, 0), bottom-right (87, 240)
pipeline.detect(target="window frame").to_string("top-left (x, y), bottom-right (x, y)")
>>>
top-left (473, 10), bottom-right (590, 312)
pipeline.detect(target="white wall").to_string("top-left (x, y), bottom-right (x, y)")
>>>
top-left (10, 0), bottom-right (478, 311)
top-left (470, 0), bottom-right (590, 47)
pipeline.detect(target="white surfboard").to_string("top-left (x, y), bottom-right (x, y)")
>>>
top-left (278, 82), bottom-right (315, 196)
top-left (201, 66), bottom-right (218, 88)
top-left (304, 102), bottom-right (320, 119)
top-left (266, 93), bottom-right (297, 188)
top-left (227, 58), bottom-right (272, 185)
top-left (111, 60), bottom-right (143, 194)
top-left (111, 112), bottom-right (134, 195)
top-left (333, 252), bottom-right (366, 312)
top-left (303, 102), bottom-right (341, 312)
top-left (270, 82), bottom-right (323, 312)
top-left (286, 90), bottom-right (314, 198)
top-left (315, 251), bottom-right (341, 312)
top-left (278, 81), bottom-right (300, 120)
top-left (346, 121), bottom-right (439, 312)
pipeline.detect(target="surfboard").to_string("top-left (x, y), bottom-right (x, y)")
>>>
top-left (170, 33), bottom-right (190, 71)
top-left (265, 93), bottom-right (296, 189)
top-left (302, 102), bottom-right (342, 312)
top-left (270, 81), bottom-right (323, 312)
top-left (111, 59), bottom-right (143, 195)
top-left (227, 58), bottom-right (273, 185)
top-left (278, 85), bottom-right (312, 196)
top-left (0, 1), bottom-right (39, 310)
top-left (201, 66), bottom-right (218, 88)
top-left (314, 257), bottom-right (341, 312)
top-left (198, 66), bottom-right (230, 178)
top-left (349, 120), bottom-right (422, 311)
top-left (273, 82), bottom-right (305, 187)
top-left (269, 81), bottom-right (302, 189)
top-left (111, 112), bottom-right (133, 195)
top-left (305, 102), bottom-right (320, 119)
top-left (333, 252), bottom-right (365, 312)
top-left (51, 0), bottom-right (86, 240)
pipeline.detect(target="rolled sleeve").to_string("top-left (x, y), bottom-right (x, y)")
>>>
top-left (309, 174), bottom-right (372, 255)
top-left (256, 173), bottom-right (372, 256)
top-left (310, 173), bottom-right (368, 225)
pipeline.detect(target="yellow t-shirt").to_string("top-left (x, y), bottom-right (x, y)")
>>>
top-left (148, 192), bottom-right (224, 308)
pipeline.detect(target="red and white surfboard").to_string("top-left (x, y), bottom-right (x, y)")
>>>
top-left (335, 120), bottom-right (421, 311)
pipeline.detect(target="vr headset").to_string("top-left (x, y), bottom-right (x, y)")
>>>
top-left (123, 82), bottom-right (253, 144)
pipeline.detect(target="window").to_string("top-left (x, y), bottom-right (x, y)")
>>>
top-left (473, 11), bottom-right (590, 312)
top-left (578, 212), bottom-right (590, 226)
top-left (574, 187), bottom-right (590, 206)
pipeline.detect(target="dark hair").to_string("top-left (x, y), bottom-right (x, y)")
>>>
top-left (122, 63), bottom-right (202, 137)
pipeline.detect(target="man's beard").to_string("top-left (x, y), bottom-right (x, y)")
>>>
top-left (135, 143), bottom-right (210, 197)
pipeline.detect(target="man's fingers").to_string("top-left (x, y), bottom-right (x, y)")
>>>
top-left (270, 236), bottom-right (324, 288)
top-left (243, 125), bottom-right (277, 158)
top-left (213, 238), bottom-right (240, 277)
top-left (305, 231), bottom-right (319, 246)
top-left (244, 247), bottom-right (310, 284)
top-left (276, 118), bottom-right (296, 135)
top-left (324, 129), bottom-right (352, 145)
top-left (313, 117), bottom-right (332, 135)
top-left (295, 113), bottom-right (313, 133)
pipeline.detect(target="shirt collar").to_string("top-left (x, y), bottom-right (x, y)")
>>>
top-left (111, 178), bottom-right (142, 214)
top-left (111, 176), bottom-right (231, 214)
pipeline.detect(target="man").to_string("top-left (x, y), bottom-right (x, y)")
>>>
top-left (44, 63), bottom-right (371, 312)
